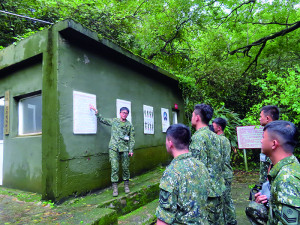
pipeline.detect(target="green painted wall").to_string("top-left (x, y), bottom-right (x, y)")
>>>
top-left (55, 32), bottom-right (183, 200)
top-left (0, 59), bottom-right (43, 193)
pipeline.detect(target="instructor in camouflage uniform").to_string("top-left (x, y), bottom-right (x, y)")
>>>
top-left (213, 118), bottom-right (237, 225)
top-left (90, 105), bottom-right (135, 197)
top-left (189, 104), bottom-right (225, 225)
top-left (258, 105), bottom-right (279, 185)
top-left (156, 124), bottom-right (210, 225)
top-left (255, 120), bottom-right (300, 224)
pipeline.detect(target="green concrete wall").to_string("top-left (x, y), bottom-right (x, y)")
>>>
top-left (0, 59), bottom-right (43, 193)
top-left (55, 32), bottom-right (183, 200)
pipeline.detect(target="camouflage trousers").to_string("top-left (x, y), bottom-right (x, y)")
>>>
top-left (207, 196), bottom-right (224, 225)
top-left (223, 178), bottom-right (237, 225)
top-left (109, 149), bottom-right (130, 183)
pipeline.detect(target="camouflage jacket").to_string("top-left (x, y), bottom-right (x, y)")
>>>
top-left (96, 113), bottom-right (135, 153)
top-left (190, 126), bottom-right (225, 197)
top-left (156, 152), bottom-right (210, 225)
top-left (267, 155), bottom-right (300, 225)
top-left (219, 134), bottom-right (233, 180)
top-left (259, 153), bottom-right (272, 184)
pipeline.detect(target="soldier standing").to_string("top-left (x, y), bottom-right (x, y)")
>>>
top-left (255, 120), bottom-right (300, 224)
top-left (258, 105), bottom-right (279, 185)
top-left (156, 124), bottom-right (210, 225)
top-left (90, 104), bottom-right (135, 197)
top-left (189, 104), bottom-right (225, 224)
top-left (212, 118), bottom-right (237, 225)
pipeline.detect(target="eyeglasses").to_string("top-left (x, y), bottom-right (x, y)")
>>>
top-left (121, 111), bottom-right (129, 115)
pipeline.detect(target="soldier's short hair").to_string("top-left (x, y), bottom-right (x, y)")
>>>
top-left (212, 118), bottom-right (227, 131)
top-left (208, 124), bottom-right (215, 132)
top-left (264, 120), bottom-right (298, 153)
top-left (260, 105), bottom-right (279, 121)
top-left (166, 124), bottom-right (191, 150)
top-left (194, 104), bottom-right (214, 125)
top-left (120, 107), bottom-right (129, 114)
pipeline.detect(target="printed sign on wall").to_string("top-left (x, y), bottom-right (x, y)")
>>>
top-left (116, 99), bottom-right (132, 123)
top-left (143, 105), bottom-right (154, 134)
top-left (73, 91), bottom-right (97, 134)
top-left (161, 108), bottom-right (170, 132)
top-left (4, 91), bottom-right (9, 135)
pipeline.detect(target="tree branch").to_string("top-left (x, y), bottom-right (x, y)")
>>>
top-left (216, 0), bottom-right (256, 27)
top-left (132, 0), bottom-right (148, 16)
top-left (229, 21), bottom-right (300, 56)
top-left (148, 18), bottom-right (191, 60)
top-left (242, 41), bottom-right (266, 75)
top-left (228, 21), bottom-right (300, 75)
top-left (242, 21), bottom-right (297, 26)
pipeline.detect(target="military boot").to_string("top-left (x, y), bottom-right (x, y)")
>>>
top-left (112, 183), bottom-right (118, 197)
top-left (124, 180), bottom-right (130, 193)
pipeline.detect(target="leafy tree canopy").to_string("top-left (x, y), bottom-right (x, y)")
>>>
top-left (1, 0), bottom-right (299, 154)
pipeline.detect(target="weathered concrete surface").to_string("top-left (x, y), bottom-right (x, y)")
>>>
top-left (0, 168), bottom-right (259, 224)
top-left (118, 199), bottom-right (158, 225)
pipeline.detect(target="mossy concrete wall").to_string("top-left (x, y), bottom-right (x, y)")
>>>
top-left (0, 36), bottom-right (45, 193)
top-left (0, 20), bottom-right (184, 201)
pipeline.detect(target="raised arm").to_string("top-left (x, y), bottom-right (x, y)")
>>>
top-left (89, 104), bottom-right (112, 126)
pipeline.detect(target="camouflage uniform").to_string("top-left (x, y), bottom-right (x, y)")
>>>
top-left (267, 155), bottom-right (300, 225)
top-left (190, 126), bottom-right (226, 225)
top-left (96, 113), bottom-right (135, 183)
top-left (246, 201), bottom-right (268, 225)
top-left (259, 153), bottom-right (272, 184)
top-left (219, 134), bottom-right (237, 225)
top-left (156, 152), bottom-right (210, 224)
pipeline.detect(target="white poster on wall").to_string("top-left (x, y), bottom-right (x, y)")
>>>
top-left (143, 105), bottom-right (154, 134)
top-left (116, 99), bottom-right (132, 123)
top-left (73, 91), bottom-right (97, 134)
top-left (161, 108), bottom-right (170, 132)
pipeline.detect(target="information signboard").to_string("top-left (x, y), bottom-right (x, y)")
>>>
top-left (161, 108), bottom-right (170, 132)
top-left (143, 105), bottom-right (154, 134)
top-left (4, 91), bottom-right (9, 135)
top-left (236, 125), bottom-right (263, 149)
top-left (73, 91), bottom-right (97, 134)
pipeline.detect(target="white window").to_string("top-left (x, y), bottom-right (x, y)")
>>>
top-left (18, 95), bottom-right (42, 135)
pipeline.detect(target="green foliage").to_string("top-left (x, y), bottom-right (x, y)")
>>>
top-left (243, 65), bottom-right (300, 125)
top-left (248, 184), bottom-right (255, 189)
top-left (243, 65), bottom-right (300, 158)
top-left (213, 105), bottom-right (242, 149)
top-left (1, 0), bottom-right (299, 169)
top-left (42, 200), bottom-right (55, 208)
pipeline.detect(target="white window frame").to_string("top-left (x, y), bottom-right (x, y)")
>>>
top-left (18, 94), bottom-right (42, 136)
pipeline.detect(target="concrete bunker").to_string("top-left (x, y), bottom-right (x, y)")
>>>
top-left (0, 20), bottom-right (184, 201)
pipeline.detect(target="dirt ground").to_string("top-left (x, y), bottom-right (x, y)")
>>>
top-left (233, 170), bottom-right (259, 224)
top-left (0, 170), bottom-right (259, 224)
